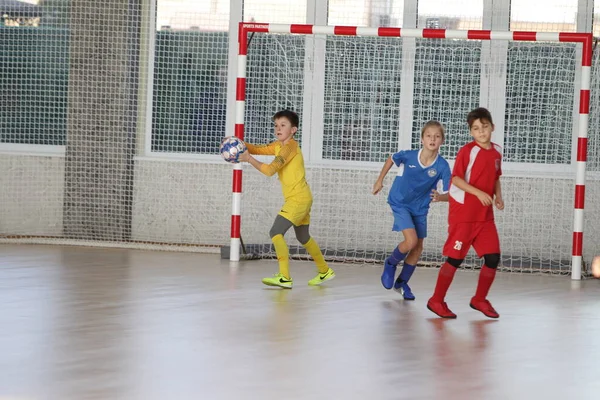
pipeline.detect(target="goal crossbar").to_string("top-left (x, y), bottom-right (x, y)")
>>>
top-left (230, 22), bottom-right (593, 280)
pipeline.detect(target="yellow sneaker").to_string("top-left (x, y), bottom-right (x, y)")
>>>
top-left (308, 268), bottom-right (335, 286)
top-left (262, 273), bottom-right (293, 289)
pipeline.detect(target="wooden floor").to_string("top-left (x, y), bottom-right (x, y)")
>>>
top-left (1, 244), bottom-right (600, 400)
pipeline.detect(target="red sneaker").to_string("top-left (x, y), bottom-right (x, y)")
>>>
top-left (427, 299), bottom-right (457, 318)
top-left (470, 297), bottom-right (499, 318)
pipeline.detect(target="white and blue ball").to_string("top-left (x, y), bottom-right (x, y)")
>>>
top-left (220, 136), bottom-right (247, 163)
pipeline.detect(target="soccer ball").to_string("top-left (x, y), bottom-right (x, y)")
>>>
top-left (220, 136), bottom-right (247, 163)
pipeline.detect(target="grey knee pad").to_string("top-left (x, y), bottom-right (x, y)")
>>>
top-left (294, 225), bottom-right (311, 245)
top-left (269, 215), bottom-right (294, 238)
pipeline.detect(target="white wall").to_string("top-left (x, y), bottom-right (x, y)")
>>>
top-left (3, 154), bottom-right (600, 272)
top-left (0, 154), bottom-right (64, 237)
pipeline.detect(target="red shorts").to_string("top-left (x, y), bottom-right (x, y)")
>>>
top-left (443, 220), bottom-right (500, 259)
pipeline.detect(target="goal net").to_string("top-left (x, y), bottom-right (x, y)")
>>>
top-left (0, 2), bottom-right (598, 280)
top-left (230, 23), bottom-right (596, 277)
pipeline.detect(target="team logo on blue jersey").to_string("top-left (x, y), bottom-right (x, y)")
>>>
top-left (428, 168), bottom-right (437, 177)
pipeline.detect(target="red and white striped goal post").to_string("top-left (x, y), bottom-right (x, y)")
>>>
top-left (230, 22), bottom-right (593, 280)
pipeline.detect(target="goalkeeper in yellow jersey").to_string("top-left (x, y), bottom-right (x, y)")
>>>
top-left (237, 110), bottom-right (335, 289)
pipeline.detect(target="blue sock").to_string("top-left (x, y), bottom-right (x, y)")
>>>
top-left (398, 263), bottom-right (416, 283)
top-left (387, 247), bottom-right (407, 266)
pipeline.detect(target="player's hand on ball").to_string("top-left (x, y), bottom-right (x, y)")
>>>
top-left (475, 190), bottom-right (493, 206)
top-left (372, 181), bottom-right (383, 195)
top-left (237, 150), bottom-right (250, 162)
top-left (494, 196), bottom-right (504, 210)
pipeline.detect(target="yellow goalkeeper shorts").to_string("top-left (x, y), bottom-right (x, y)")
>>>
top-left (278, 199), bottom-right (312, 226)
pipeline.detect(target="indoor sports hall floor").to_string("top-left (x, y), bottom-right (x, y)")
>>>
top-left (1, 244), bottom-right (599, 400)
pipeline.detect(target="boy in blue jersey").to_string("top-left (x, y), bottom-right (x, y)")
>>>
top-left (373, 120), bottom-right (451, 299)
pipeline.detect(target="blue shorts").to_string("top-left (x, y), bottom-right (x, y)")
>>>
top-left (391, 206), bottom-right (428, 239)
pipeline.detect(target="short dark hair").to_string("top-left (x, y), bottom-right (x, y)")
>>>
top-left (273, 110), bottom-right (299, 128)
top-left (467, 107), bottom-right (494, 128)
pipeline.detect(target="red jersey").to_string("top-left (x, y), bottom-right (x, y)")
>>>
top-left (448, 141), bottom-right (502, 224)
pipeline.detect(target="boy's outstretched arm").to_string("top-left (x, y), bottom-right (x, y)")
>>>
top-left (494, 179), bottom-right (504, 210)
top-left (237, 141), bottom-right (277, 173)
top-left (238, 150), bottom-right (266, 173)
top-left (238, 141), bottom-right (296, 177)
top-left (451, 176), bottom-right (493, 206)
top-left (245, 142), bottom-right (276, 156)
top-left (373, 156), bottom-right (394, 195)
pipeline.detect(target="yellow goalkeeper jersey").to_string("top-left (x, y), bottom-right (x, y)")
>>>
top-left (246, 139), bottom-right (312, 202)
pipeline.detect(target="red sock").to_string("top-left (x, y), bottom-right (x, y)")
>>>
top-left (431, 262), bottom-right (458, 302)
top-left (474, 265), bottom-right (497, 301)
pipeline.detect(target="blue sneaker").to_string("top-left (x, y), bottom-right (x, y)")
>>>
top-left (394, 278), bottom-right (415, 300)
top-left (381, 259), bottom-right (396, 289)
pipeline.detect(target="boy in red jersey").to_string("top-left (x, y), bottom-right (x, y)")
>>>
top-left (427, 107), bottom-right (504, 319)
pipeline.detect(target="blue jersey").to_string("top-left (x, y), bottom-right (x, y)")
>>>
top-left (388, 149), bottom-right (451, 216)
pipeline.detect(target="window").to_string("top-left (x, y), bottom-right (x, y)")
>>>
top-left (418, 0), bottom-right (483, 30)
top-left (0, 0), bottom-right (69, 146)
top-left (328, 0), bottom-right (404, 27)
top-left (504, 43), bottom-right (575, 164)
top-left (152, 0), bottom-right (307, 155)
top-left (242, 1), bottom-right (307, 149)
top-left (505, 0), bottom-right (578, 164)
top-left (323, 37), bottom-right (403, 162)
top-left (152, 0), bottom-right (230, 154)
top-left (510, 0), bottom-right (578, 32)
top-left (322, 0), bottom-right (405, 162)
top-left (412, 0), bottom-right (483, 158)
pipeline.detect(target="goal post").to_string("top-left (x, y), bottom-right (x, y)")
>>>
top-left (230, 22), bottom-right (592, 280)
